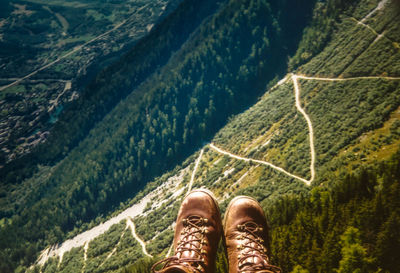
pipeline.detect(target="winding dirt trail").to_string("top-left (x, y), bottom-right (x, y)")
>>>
top-left (352, 17), bottom-right (384, 42)
top-left (163, 149), bottom-right (205, 258)
top-left (98, 228), bottom-right (128, 268)
top-left (348, 0), bottom-right (397, 47)
top-left (296, 75), bottom-right (400, 81)
top-left (33, 1), bottom-right (400, 269)
top-left (188, 149), bottom-right (204, 192)
top-left (165, 244), bottom-right (174, 258)
top-left (38, 66), bottom-right (400, 266)
top-left (210, 143), bottom-right (311, 185)
top-left (127, 217), bottom-right (153, 258)
top-left (36, 168), bottom-right (188, 268)
top-left (292, 74), bottom-right (316, 183)
top-left (81, 242), bottom-right (89, 273)
top-left (361, 0), bottom-right (389, 23)
top-left (208, 73), bottom-right (315, 186)
top-left (209, 71), bottom-right (400, 186)
top-left (37, 193), bottom-right (151, 266)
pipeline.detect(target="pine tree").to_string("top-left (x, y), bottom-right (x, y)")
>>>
top-left (336, 227), bottom-right (372, 273)
top-left (375, 212), bottom-right (400, 272)
top-left (291, 265), bottom-right (310, 273)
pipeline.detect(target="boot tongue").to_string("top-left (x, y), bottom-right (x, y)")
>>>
top-left (238, 237), bottom-right (277, 272)
top-left (161, 265), bottom-right (195, 273)
top-left (179, 227), bottom-right (201, 259)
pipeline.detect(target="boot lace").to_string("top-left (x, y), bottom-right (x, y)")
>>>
top-left (152, 215), bottom-right (209, 273)
top-left (236, 222), bottom-right (281, 273)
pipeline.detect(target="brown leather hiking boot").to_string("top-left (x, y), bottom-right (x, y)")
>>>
top-left (152, 189), bottom-right (222, 273)
top-left (224, 196), bottom-right (281, 273)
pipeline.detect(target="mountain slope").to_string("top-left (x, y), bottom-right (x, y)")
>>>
top-left (0, 0), bottom-right (317, 272)
top-left (0, 0), bottom-right (217, 184)
top-left (0, 0), bottom-right (182, 164)
top-left (25, 0), bottom-right (400, 272)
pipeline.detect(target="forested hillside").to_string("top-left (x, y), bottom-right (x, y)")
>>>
top-left (268, 150), bottom-right (400, 273)
top-left (3, 0), bottom-right (400, 272)
top-left (122, 150), bottom-right (400, 273)
top-left (0, 0), bottom-right (220, 184)
top-left (0, 0), bottom-right (317, 272)
top-left (126, 0), bottom-right (400, 271)
top-left (0, 0), bottom-right (182, 164)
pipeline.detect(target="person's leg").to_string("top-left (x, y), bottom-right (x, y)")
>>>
top-left (152, 189), bottom-right (222, 273)
top-left (224, 196), bottom-right (281, 273)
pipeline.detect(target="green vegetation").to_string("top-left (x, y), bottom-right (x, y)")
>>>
top-left (288, 0), bottom-right (362, 70)
top-left (2, 0), bottom-right (400, 272)
top-left (300, 79), bottom-right (400, 170)
top-left (267, 150), bottom-right (400, 272)
top-left (0, 0), bottom-right (181, 165)
top-left (214, 81), bottom-right (312, 179)
top-left (124, 1), bottom-right (400, 271)
top-left (109, 151), bottom-right (400, 273)
top-left (85, 222), bottom-right (127, 272)
top-left (0, 0), bottom-right (136, 78)
top-left (0, 0), bottom-right (316, 271)
top-left (121, 257), bottom-right (158, 273)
